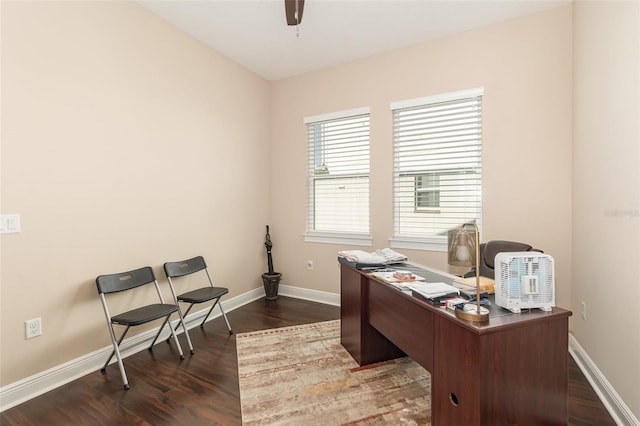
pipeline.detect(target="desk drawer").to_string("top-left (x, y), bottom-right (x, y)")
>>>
top-left (368, 279), bottom-right (434, 371)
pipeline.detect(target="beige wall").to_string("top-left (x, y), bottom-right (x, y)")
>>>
top-left (270, 6), bottom-right (573, 307)
top-left (0, 1), bottom-right (270, 386)
top-left (573, 0), bottom-right (640, 419)
top-left (2, 1), bottom-right (638, 419)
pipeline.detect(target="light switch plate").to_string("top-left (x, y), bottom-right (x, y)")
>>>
top-left (0, 214), bottom-right (21, 234)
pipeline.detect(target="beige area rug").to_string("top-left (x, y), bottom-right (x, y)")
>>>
top-left (236, 320), bottom-right (431, 425)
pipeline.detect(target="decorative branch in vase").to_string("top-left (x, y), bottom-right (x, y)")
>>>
top-left (262, 225), bottom-right (282, 300)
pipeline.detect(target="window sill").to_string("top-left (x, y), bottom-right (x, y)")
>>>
top-left (304, 232), bottom-right (372, 247)
top-left (389, 236), bottom-right (447, 252)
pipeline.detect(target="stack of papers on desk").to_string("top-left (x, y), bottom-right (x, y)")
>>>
top-left (370, 270), bottom-right (425, 284)
top-left (453, 276), bottom-right (495, 294)
top-left (406, 281), bottom-right (460, 299)
top-left (338, 248), bottom-right (408, 266)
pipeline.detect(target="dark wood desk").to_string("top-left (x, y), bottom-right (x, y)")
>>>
top-left (340, 262), bottom-right (572, 425)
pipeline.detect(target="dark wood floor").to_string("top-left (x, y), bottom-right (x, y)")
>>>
top-left (1, 297), bottom-right (615, 425)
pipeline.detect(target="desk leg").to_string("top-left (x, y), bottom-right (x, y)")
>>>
top-left (340, 266), bottom-right (404, 365)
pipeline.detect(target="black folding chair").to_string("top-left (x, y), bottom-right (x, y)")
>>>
top-left (164, 256), bottom-right (233, 352)
top-left (96, 266), bottom-right (187, 389)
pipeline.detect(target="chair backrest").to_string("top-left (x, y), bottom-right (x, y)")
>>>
top-left (164, 256), bottom-right (207, 278)
top-left (96, 266), bottom-right (157, 295)
top-left (478, 240), bottom-right (543, 278)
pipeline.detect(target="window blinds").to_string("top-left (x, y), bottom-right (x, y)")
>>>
top-left (305, 111), bottom-right (370, 235)
top-left (392, 90), bottom-right (483, 243)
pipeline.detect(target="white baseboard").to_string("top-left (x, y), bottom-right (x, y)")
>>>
top-left (0, 285), bottom-right (337, 412)
top-left (16, 289), bottom-right (636, 423)
top-left (278, 284), bottom-right (340, 306)
top-left (0, 287), bottom-right (266, 412)
top-left (569, 333), bottom-right (639, 426)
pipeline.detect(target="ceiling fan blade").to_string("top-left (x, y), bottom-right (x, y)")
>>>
top-left (285, 0), bottom-right (304, 26)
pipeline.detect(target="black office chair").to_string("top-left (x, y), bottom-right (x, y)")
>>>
top-left (464, 240), bottom-right (543, 279)
top-left (164, 256), bottom-right (233, 350)
top-left (96, 266), bottom-right (187, 390)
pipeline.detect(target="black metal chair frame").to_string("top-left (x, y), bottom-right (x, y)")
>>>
top-left (164, 256), bottom-right (233, 352)
top-left (96, 266), bottom-right (188, 390)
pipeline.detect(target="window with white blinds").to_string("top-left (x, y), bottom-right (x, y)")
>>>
top-left (390, 89), bottom-right (483, 250)
top-left (304, 108), bottom-right (371, 244)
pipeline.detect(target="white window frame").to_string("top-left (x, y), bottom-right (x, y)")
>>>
top-left (303, 107), bottom-right (372, 246)
top-left (389, 88), bottom-right (483, 252)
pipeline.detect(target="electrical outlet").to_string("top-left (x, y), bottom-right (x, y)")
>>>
top-left (307, 260), bottom-right (314, 271)
top-left (25, 318), bottom-right (42, 339)
top-left (581, 302), bottom-right (587, 320)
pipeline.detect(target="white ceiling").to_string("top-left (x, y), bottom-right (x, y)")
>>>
top-left (137, 0), bottom-right (570, 81)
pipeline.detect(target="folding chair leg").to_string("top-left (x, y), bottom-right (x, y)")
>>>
top-left (149, 316), bottom-right (185, 360)
top-left (196, 299), bottom-right (233, 334)
top-left (218, 303), bottom-right (233, 335)
top-left (182, 303), bottom-right (195, 319)
top-left (149, 317), bottom-right (171, 349)
top-left (102, 324), bottom-right (131, 390)
top-left (199, 301), bottom-right (218, 328)
top-left (113, 343), bottom-right (130, 390)
top-left (176, 307), bottom-right (194, 354)
top-left (166, 303), bottom-right (194, 345)
top-left (166, 317), bottom-right (185, 359)
top-left (102, 325), bottom-right (131, 372)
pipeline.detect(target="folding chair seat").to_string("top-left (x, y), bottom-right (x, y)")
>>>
top-left (164, 256), bottom-right (233, 351)
top-left (96, 266), bottom-right (188, 390)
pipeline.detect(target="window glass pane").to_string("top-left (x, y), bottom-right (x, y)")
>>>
top-left (415, 174), bottom-right (440, 210)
